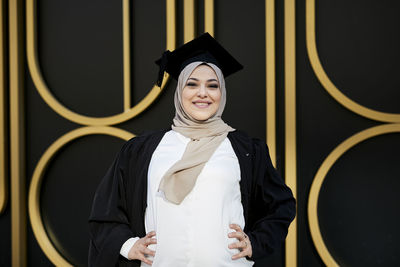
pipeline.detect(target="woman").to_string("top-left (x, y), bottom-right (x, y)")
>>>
top-left (88, 33), bottom-right (296, 267)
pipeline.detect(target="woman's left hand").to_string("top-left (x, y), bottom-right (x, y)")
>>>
top-left (228, 223), bottom-right (252, 260)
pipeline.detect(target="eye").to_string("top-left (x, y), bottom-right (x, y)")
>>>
top-left (208, 84), bottom-right (219, 89)
top-left (186, 82), bottom-right (197, 87)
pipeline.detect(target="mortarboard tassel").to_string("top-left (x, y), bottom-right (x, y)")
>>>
top-left (157, 50), bottom-right (171, 87)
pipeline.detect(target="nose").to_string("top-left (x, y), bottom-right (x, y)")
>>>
top-left (197, 84), bottom-right (207, 97)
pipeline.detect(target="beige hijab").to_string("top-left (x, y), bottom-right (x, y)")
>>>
top-left (158, 61), bottom-right (235, 204)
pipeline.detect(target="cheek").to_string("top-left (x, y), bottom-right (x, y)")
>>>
top-left (181, 89), bottom-right (193, 108)
top-left (211, 91), bottom-right (222, 106)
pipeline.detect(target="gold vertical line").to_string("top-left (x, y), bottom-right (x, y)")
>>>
top-left (123, 0), bottom-right (131, 111)
top-left (284, 0), bottom-right (297, 266)
top-left (161, 0), bottom-right (176, 87)
top-left (10, 0), bottom-right (26, 266)
top-left (0, 0), bottom-right (7, 214)
top-left (204, 0), bottom-right (214, 36)
top-left (266, 0), bottom-right (276, 166)
top-left (166, 0), bottom-right (176, 51)
top-left (184, 0), bottom-right (195, 43)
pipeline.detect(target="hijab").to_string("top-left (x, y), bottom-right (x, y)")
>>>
top-left (158, 61), bottom-right (235, 204)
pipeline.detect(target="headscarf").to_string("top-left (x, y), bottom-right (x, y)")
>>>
top-left (158, 61), bottom-right (235, 204)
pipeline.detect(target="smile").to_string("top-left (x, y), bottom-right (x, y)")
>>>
top-left (193, 101), bottom-right (212, 108)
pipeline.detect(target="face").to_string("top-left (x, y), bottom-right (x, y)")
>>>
top-left (182, 64), bottom-right (222, 121)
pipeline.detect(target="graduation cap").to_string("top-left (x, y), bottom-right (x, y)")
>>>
top-left (156, 32), bottom-right (243, 86)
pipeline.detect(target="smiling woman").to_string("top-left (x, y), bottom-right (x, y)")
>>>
top-left (182, 64), bottom-right (222, 121)
top-left (88, 33), bottom-right (296, 267)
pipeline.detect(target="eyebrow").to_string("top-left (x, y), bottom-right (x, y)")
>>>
top-left (187, 78), bottom-right (218, 82)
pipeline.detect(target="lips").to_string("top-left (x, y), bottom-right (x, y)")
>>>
top-left (193, 100), bottom-right (212, 108)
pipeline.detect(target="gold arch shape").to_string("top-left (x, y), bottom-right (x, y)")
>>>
top-left (308, 123), bottom-right (400, 266)
top-left (28, 126), bottom-right (135, 266)
top-left (26, 0), bottom-right (176, 126)
top-left (306, 0), bottom-right (400, 123)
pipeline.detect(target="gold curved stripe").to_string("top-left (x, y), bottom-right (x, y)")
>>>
top-left (204, 0), bottom-right (214, 36)
top-left (308, 123), bottom-right (400, 266)
top-left (28, 126), bottom-right (135, 266)
top-left (26, 0), bottom-right (176, 126)
top-left (306, 0), bottom-right (400, 123)
top-left (284, 0), bottom-right (297, 266)
top-left (0, 0), bottom-right (7, 214)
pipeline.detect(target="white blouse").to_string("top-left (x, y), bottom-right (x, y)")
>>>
top-left (120, 130), bottom-right (254, 267)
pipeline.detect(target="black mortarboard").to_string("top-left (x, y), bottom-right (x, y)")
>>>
top-left (155, 32), bottom-right (243, 86)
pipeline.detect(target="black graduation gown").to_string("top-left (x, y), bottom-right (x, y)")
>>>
top-left (88, 129), bottom-right (296, 267)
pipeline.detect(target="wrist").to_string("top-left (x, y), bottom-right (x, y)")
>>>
top-left (121, 237), bottom-right (139, 260)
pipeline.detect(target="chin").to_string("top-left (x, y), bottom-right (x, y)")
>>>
top-left (194, 117), bottom-right (210, 121)
top-left (191, 116), bottom-right (209, 121)
top-left (191, 112), bottom-right (217, 121)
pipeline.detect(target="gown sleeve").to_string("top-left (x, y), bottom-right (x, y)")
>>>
top-left (88, 141), bottom-right (137, 267)
top-left (246, 139), bottom-right (296, 260)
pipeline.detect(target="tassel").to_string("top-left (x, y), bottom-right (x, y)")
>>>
top-left (157, 50), bottom-right (171, 87)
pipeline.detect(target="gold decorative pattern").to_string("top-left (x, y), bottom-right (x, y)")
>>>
top-left (26, 0), bottom-right (176, 126)
top-left (306, 0), bottom-right (400, 123)
top-left (10, 0), bottom-right (26, 266)
top-left (0, 0), bottom-right (7, 215)
top-left (284, 0), bottom-right (297, 266)
top-left (26, 1), bottom-right (177, 265)
top-left (265, 0), bottom-right (276, 167)
top-left (308, 124), bottom-right (400, 266)
top-left (306, 0), bottom-right (400, 265)
top-left (28, 127), bottom-right (135, 266)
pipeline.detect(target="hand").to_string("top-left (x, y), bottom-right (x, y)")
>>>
top-left (228, 224), bottom-right (252, 260)
top-left (128, 231), bottom-right (157, 265)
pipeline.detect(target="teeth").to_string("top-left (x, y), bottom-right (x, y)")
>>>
top-left (195, 102), bottom-right (209, 106)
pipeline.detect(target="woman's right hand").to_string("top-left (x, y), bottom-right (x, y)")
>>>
top-left (128, 231), bottom-right (157, 265)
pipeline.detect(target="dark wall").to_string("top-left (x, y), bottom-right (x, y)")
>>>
top-left (0, 0), bottom-right (399, 266)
